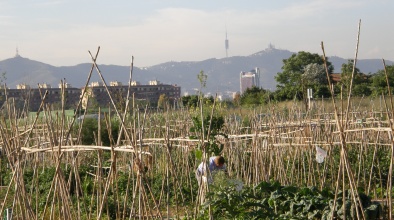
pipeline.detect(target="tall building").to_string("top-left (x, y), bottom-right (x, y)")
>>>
top-left (240, 68), bottom-right (260, 94)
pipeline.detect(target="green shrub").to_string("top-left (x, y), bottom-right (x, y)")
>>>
top-left (78, 118), bottom-right (120, 146)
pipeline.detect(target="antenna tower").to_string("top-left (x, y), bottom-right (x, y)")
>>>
top-left (225, 26), bottom-right (229, 58)
top-left (15, 47), bottom-right (20, 57)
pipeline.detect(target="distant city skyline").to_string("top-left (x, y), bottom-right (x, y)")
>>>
top-left (0, 0), bottom-right (393, 67)
top-left (240, 68), bottom-right (260, 94)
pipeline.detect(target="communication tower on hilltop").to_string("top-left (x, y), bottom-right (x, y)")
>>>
top-left (15, 47), bottom-right (20, 57)
top-left (225, 27), bottom-right (229, 58)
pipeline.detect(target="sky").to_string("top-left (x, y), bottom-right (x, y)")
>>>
top-left (0, 0), bottom-right (393, 67)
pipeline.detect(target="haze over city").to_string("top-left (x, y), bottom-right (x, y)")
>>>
top-left (0, 0), bottom-right (393, 67)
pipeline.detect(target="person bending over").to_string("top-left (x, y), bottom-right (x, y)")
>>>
top-left (195, 156), bottom-right (226, 187)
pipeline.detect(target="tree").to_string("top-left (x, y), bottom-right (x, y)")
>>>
top-left (371, 65), bottom-right (394, 97)
top-left (204, 96), bottom-right (214, 105)
top-left (182, 95), bottom-right (199, 108)
top-left (302, 63), bottom-right (331, 98)
top-left (158, 94), bottom-right (169, 110)
top-left (340, 60), bottom-right (371, 96)
top-left (352, 83), bottom-right (372, 97)
top-left (340, 60), bottom-right (363, 89)
top-left (275, 51), bottom-right (333, 101)
top-left (240, 86), bottom-right (270, 106)
top-left (302, 63), bottom-right (327, 85)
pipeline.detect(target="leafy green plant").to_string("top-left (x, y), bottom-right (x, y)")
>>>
top-left (198, 181), bottom-right (382, 220)
top-left (190, 115), bottom-right (227, 156)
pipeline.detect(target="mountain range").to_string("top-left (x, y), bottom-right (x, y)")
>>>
top-left (0, 47), bottom-right (392, 97)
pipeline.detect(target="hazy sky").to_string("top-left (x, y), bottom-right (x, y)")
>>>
top-left (0, 0), bottom-right (393, 67)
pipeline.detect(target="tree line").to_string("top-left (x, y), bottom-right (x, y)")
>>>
top-left (182, 51), bottom-right (394, 108)
top-left (273, 51), bottom-right (394, 101)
